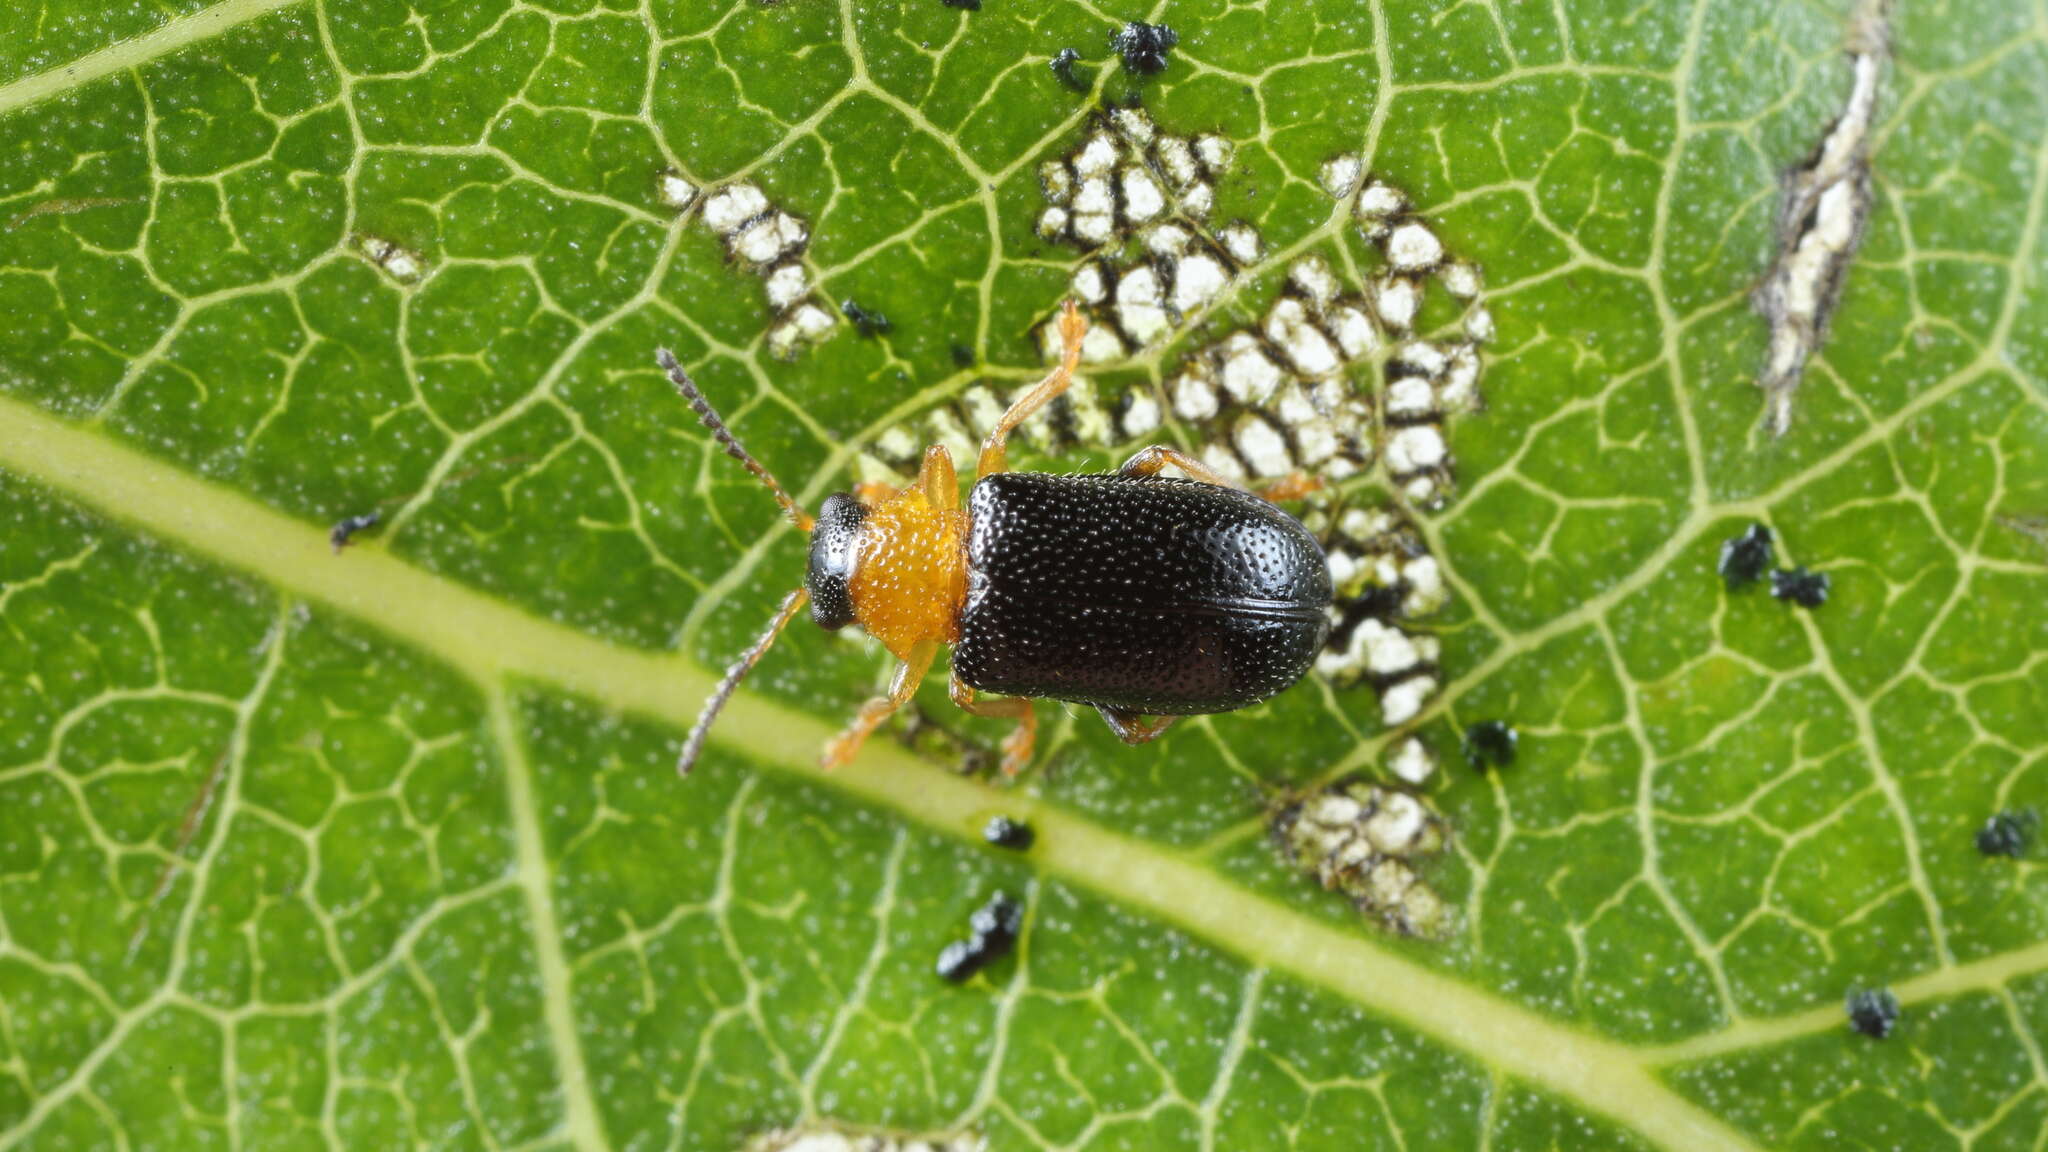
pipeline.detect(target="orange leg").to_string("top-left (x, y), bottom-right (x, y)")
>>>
top-left (1118, 444), bottom-right (1236, 487)
top-left (1119, 445), bottom-right (1322, 503)
top-left (853, 480), bottom-right (897, 505)
top-left (822, 640), bottom-right (937, 770)
top-left (1095, 707), bottom-right (1179, 746)
top-left (1253, 472), bottom-right (1327, 503)
top-left (978, 300), bottom-right (1086, 479)
top-left (950, 675), bottom-right (1037, 776)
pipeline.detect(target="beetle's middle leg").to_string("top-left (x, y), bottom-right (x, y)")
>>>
top-left (946, 676), bottom-right (1040, 774)
top-left (822, 640), bottom-right (937, 770)
top-left (977, 300), bottom-right (1086, 479)
top-left (1118, 444), bottom-right (1235, 486)
top-left (1119, 445), bottom-right (1323, 503)
top-left (949, 675), bottom-right (1036, 776)
top-left (1095, 706), bottom-right (1179, 746)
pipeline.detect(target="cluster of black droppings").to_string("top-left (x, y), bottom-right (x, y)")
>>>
top-left (1718, 523), bottom-right (1774, 588)
top-left (1770, 565), bottom-right (1830, 608)
top-left (983, 815), bottom-right (1035, 851)
top-left (329, 511), bottom-right (380, 554)
top-left (1977, 809), bottom-right (2038, 858)
top-left (940, 0), bottom-right (980, 9)
top-left (1462, 720), bottom-right (1517, 771)
top-left (840, 298), bottom-right (891, 336)
top-left (935, 891), bottom-right (1025, 982)
top-left (1110, 21), bottom-right (1178, 75)
top-left (1050, 46), bottom-right (1088, 92)
top-left (1845, 986), bottom-right (1900, 1039)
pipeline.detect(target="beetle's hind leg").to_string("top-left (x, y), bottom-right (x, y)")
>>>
top-left (822, 641), bottom-right (937, 771)
top-left (949, 675), bottom-right (1036, 776)
top-left (1119, 445), bottom-right (1324, 503)
top-left (1095, 706), bottom-right (1179, 746)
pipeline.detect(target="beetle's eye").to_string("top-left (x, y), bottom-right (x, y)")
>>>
top-left (806, 492), bottom-right (866, 629)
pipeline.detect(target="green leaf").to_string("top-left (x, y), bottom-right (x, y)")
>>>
top-left (2, 2), bottom-right (2045, 1149)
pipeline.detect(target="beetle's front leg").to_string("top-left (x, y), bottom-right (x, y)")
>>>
top-left (822, 640), bottom-right (937, 770)
top-left (1095, 706), bottom-right (1179, 746)
top-left (949, 674), bottom-right (1036, 776)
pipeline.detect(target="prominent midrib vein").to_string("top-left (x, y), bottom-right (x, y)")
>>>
top-left (0, 0), bottom-right (306, 116)
top-left (0, 394), bottom-right (1767, 1152)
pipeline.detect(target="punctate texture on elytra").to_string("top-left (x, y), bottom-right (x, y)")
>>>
top-left (0, 1), bottom-right (2044, 1150)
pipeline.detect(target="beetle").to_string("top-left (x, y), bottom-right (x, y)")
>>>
top-left (662, 301), bottom-right (1333, 776)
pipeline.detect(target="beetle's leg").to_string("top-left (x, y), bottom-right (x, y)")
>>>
top-left (977, 300), bottom-right (1086, 479)
top-left (853, 480), bottom-right (897, 505)
top-left (949, 675), bottom-right (1036, 776)
top-left (1252, 471), bottom-right (1326, 503)
top-left (1120, 446), bottom-right (1323, 503)
top-left (822, 640), bottom-right (938, 770)
top-left (1095, 706), bottom-right (1180, 746)
top-left (916, 444), bottom-right (958, 509)
top-left (1118, 444), bottom-right (1237, 487)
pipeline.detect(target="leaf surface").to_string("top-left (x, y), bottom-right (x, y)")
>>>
top-left (2, 1), bottom-right (2045, 1149)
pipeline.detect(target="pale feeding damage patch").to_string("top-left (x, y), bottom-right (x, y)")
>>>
top-left (1754, 4), bottom-right (1887, 436)
top-left (1273, 779), bottom-right (1454, 938)
top-left (1304, 507), bottom-right (1448, 725)
top-left (1034, 108), bottom-right (1245, 359)
top-left (667, 172), bottom-right (839, 359)
top-left (746, 1128), bottom-right (986, 1152)
top-left (352, 233), bottom-right (425, 284)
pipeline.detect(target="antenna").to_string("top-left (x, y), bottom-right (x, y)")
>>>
top-left (678, 586), bottom-right (811, 776)
top-left (657, 348), bottom-right (815, 533)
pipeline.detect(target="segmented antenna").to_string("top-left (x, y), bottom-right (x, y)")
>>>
top-left (656, 348), bottom-right (815, 532)
top-left (678, 586), bottom-right (811, 776)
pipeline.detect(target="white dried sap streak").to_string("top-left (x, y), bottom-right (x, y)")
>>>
top-left (1754, 9), bottom-right (1886, 435)
top-left (672, 173), bottom-right (839, 359)
top-left (1274, 779), bottom-right (1454, 938)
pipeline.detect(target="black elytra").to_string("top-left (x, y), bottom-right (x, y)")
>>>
top-left (951, 472), bottom-right (1333, 715)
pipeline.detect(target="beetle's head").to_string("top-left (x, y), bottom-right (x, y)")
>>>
top-left (806, 492), bottom-right (867, 630)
